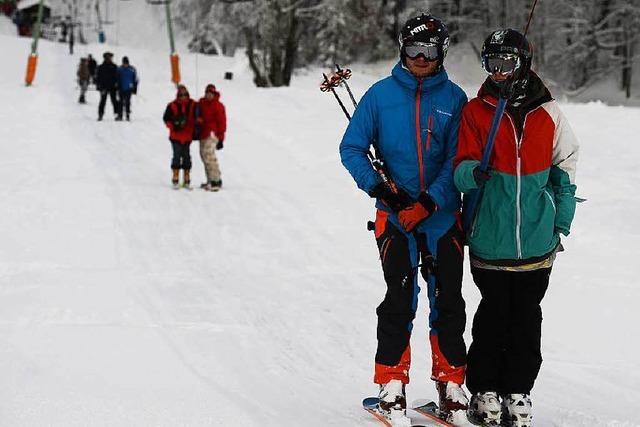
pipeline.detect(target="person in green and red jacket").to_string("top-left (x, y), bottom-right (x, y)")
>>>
top-left (454, 29), bottom-right (579, 427)
top-left (163, 84), bottom-right (197, 188)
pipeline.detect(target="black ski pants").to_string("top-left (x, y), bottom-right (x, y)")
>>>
top-left (373, 210), bottom-right (466, 384)
top-left (170, 140), bottom-right (192, 170)
top-left (119, 90), bottom-right (132, 117)
top-left (466, 266), bottom-right (551, 395)
top-left (98, 88), bottom-right (119, 118)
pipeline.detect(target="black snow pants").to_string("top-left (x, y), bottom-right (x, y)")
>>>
top-left (98, 88), bottom-right (119, 118)
top-left (373, 210), bottom-right (466, 384)
top-left (466, 266), bottom-right (551, 395)
top-left (119, 90), bottom-right (132, 117)
top-left (170, 140), bottom-right (192, 170)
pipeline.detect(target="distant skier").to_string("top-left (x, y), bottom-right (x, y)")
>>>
top-left (163, 85), bottom-right (197, 188)
top-left (196, 84), bottom-right (226, 191)
top-left (87, 54), bottom-right (97, 85)
top-left (340, 14), bottom-right (469, 426)
top-left (68, 22), bottom-right (74, 55)
top-left (77, 57), bottom-right (90, 104)
top-left (96, 52), bottom-right (120, 121)
top-left (454, 29), bottom-right (579, 427)
top-left (116, 56), bottom-right (138, 121)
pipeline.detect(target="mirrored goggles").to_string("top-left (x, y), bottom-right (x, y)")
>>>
top-left (483, 53), bottom-right (521, 76)
top-left (403, 42), bottom-right (440, 61)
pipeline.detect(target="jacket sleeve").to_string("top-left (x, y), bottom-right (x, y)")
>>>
top-left (454, 104), bottom-right (483, 194)
top-left (339, 88), bottom-right (379, 194)
top-left (548, 104), bottom-right (579, 235)
top-left (163, 104), bottom-right (174, 130)
top-left (217, 103), bottom-right (227, 141)
top-left (426, 90), bottom-right (468, 211)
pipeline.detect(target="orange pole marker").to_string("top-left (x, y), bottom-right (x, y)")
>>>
top-left (25, 53), bottom-right (38, 86)
top-left (170, 53), bottom-right (181, 85)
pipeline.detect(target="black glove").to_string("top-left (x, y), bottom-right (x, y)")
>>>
top-left (216, 140), bottom-right (224, 150)
top-left (368, 182), bottom-right (412, 212)
top-left (473, 166), bottom-right (492, 188)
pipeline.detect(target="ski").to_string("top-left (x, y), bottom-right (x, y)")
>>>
top-left (411, 400), bottom-right (453, 426)
top-left (363, 397), bottom-right (435, 427)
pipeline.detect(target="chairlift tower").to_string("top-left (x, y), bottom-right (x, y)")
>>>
top-left (24, 0), bottom-right (45, 85)
top-left (147, 0), bottom-right (180, 84)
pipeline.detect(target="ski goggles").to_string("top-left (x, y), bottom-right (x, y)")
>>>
top-left (482, 53), bottom-right (521, 76)
top-left (403, 42), bottom-right (440, 61)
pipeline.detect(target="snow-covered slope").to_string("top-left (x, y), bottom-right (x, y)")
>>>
top-left (1, 29), bottom-right (639, 427)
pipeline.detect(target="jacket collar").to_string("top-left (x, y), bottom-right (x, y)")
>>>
top-left (391, 61), bottom-right (449, 92)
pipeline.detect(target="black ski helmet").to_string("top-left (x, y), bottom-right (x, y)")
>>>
top-left (481, 29), bottom-right (532, 81)
top-left (399, 14), bottom-right (449, 68)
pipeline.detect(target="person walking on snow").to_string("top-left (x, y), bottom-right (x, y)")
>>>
top-left (87, 54), bottom-right (97, 85)
top-left (96, 52), bottom-right (120, 121)
top-left (340, 14), bottom-right (469, 426)
top-left (77, 57), bottom-right (90, 104)
top-left (196, 83), bottom-right (226, 191)
top-left (163, 85), bottom-right (197, 188)
top-left (454, 29), bottom-right (579, 427)
top-left (116, 56), bottom-right (138, 121)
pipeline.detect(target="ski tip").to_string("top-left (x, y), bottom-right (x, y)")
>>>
top-left (363, 396), bottom-right (380, 408)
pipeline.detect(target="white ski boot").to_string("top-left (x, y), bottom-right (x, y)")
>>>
top-left (468, 391), bottom-right (502, 426)
top-left (378, 379), bottom-right (411, 427)
top-left (436, 381), bottom-right (469, 425)
top-left (501, 394), bottom-right (532, 427)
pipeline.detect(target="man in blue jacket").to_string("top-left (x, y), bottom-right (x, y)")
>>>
top-left (116, 56), bottom-right (138, 121)
top-left (340, 14), bottom-right (468, 426)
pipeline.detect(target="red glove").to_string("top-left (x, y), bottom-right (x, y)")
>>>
top-left (398, 193), bottom-right (437, 232)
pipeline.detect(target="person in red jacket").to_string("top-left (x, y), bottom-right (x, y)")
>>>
top-left (163, 84), bottom-right (197, 188)
top-left (197, 83), bottom-right (227, 191)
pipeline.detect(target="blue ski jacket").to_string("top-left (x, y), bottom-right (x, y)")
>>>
top-left (117, 65), bottom-right (138, 92)
top-left (340, 62), bottom-right (467, 248)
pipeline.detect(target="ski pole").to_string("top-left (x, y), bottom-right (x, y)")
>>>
top-left (335, 64), bottom-right (358, 108)
top-left (463, 97), bottom-right (507, 231)
top-left (321, 73), bottom-right (351, 121)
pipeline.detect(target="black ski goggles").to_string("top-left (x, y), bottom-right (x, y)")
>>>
top-left (482, 53), bottom-right (521, 76)
top-left (403, 42), bottom-right (440, 61)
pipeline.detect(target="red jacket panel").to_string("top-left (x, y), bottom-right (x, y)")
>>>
top-left (164, 98), bottom-right (197, 144)
top-left (197, 94), bottom-right (226, 141)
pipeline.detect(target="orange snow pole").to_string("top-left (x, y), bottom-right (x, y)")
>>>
top-left (170, 53), bottom-right (181, 84)
top-left (25, 0), bottom-right (45, 86)
top-left (25, 54), bottom-right (38, 86)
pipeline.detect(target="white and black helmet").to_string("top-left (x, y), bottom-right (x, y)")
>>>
top-left (399, 14), bottom-right (450, 68)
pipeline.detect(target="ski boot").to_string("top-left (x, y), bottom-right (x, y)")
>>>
top-left (115, 114), bottom-right (123, 121)
top-left (500, 394), bottom-right (532, 427)
top-left (468, 392), bottom-right (501, 426)
top-left (377, 379), bottom-right (411, 427)
top-left (436, 381), bottom-right (469, 425)
top-left (209, 179), bottom-right (222, 192)
top-left (182, 169), bottom-right (192, 190)
top-left (171, 168), bottom-right (180, 189)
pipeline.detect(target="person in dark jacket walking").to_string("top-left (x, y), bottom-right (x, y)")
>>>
top-left (116, 56), bottom-right (138, 121)
top-left (77, 57), bottom-right (90, 104)
top-left (87, 54), bottom-right (97, 85)
top-left (340, 14), bottom-right (469, 426)
top-left (96, 52), bottom-right (120, 121)
top-left (163, 85), bottom-right (197, 188)
top-left (454, 29), bottom-right (579, 427)
top-left (196, 83), bottom-right (226, 191)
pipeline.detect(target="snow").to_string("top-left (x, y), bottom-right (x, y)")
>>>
top-left (1, 18), bottom-right (640, 427)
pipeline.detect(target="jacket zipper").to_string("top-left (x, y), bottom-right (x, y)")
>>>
top-left (481, 97), bottom-right (544, 260)
top-left (415, 81), bottom-right (425, 192)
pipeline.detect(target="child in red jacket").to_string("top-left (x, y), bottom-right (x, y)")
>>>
top-left (163, 84), bottom-right (197, 188)
top-left (196, 83), bottom-right (227, 191)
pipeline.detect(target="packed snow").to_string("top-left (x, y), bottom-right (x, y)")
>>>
top-left (1, 11), bottom-right (640, 427)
